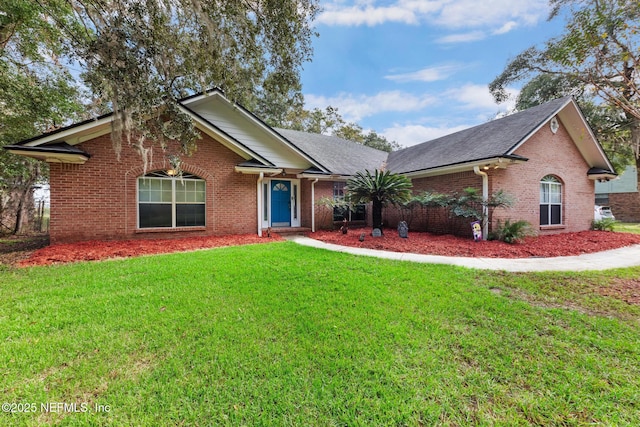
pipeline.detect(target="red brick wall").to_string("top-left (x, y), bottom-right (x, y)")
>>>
top-left (385, 171), bottom-right (482, 235)
top-left (608, 192), bottom-right (640, 222)
top-left (49, 134), bottom-right (258, 243)
top-left (384, 120), bottom-right (595, 236)
top-left (491, 120), bottom-right (595, 234)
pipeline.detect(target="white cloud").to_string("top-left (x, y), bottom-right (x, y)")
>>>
top-left (305, 91), bottom-right (438, 122)
top-left (385, 64), bottom-right (462, 83)
top-left (317, 0), bottom-right (548, 33)
top-left (493, 21), bottom-right (518, 35)
top-left (317, 3), bottom-right (420, 26)
top-left (444, 83), bottom-right (516, 111)
top-left (382, 123), bottom-right (471, 147)
top-left (435, 31), bottom-right (486, 44)
top-left (305, 85), bottom-right (520, 147)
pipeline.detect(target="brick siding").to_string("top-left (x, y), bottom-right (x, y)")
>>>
top-left (385, 119), bottom-right (595, 236)
top-left (48, 116), bottom-right (597, 243)
top-left (49, 134), bottom-right (257, 243)
top-left (608, 192), bottom-right (640, 222)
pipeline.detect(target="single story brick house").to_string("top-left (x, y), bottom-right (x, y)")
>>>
top-left (5, 91), bottom-right (616, 243)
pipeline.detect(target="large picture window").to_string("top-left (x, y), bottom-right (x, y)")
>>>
top-left (138, 172), bottom-right (206, 228)
top-left (540, 175), bottom-right (562, 226)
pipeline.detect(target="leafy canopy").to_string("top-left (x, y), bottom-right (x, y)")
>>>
top-left (490, 0), bottom-right (640, 163)
top-left (20, 0), bottom-right (319, 165)
top-left (346, 169), bottom-right (413, 206)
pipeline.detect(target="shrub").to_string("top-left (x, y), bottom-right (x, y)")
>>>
top-left (591, 218), bottom-right (616, 231)
top-left (489, 219), bottom-right (533, 244)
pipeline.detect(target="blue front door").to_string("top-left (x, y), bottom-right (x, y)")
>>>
top-left (271, 180), bottom-right (291, 226)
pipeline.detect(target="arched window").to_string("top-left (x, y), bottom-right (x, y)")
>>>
top-left (540, 175), bottom-right (562, 226)
top-left (138, 171), bottom-right (206, 228)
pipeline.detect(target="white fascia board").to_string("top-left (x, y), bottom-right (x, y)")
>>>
top-left (22, 116), bottom-right (113, 147)
top-left (297, 173), bottom-right (351, 181)
top-left (505, 97), bottom-right (573, 156)
top-left (235, 166), bottom-right (283, 175)
top-left (506, 98), bottom-right (615, 172)
top-left (186, 111), bottom-right (265, 162)
top-left (6, 149), bottom-right (90, 164)
top-left (182, 91), bottom-right (329, 173)
top-left (558, 100), bottom-right (616, 171)
top-left (401, 157), bottom-right (526, 179)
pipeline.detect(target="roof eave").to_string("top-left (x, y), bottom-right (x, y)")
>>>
top-left (5, 146), bottom-right (91, 164)
top-left (399, 156), bottom-right (528, 179)
top-left (587, 167), bottom-right (617, 181)
top-left (234, 166), bottom-right (283, 175)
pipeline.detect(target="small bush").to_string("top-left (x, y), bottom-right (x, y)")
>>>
top-left (591, 218), bottom-right (616, 231)
top-left (489, 219), bottom-right (532, 244)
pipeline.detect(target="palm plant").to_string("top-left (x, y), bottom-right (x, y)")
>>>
top-left (346, 169), bottom-right (413, 232)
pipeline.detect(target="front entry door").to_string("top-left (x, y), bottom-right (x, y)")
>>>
top-left (271, 180), bottom-right (291, 226)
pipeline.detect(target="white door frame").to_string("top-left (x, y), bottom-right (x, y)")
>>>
top-left (260, 178), bottom-right (301, 228)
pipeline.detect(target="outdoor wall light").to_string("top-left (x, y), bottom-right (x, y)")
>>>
top-left (166, 169), bottom-right (177, 176)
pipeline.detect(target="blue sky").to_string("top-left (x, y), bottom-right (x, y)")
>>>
top-left (300, 0), bottom-right (567, 147)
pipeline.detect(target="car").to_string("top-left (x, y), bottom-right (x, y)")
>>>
top-left (594, 205), bottom-right (615, 221)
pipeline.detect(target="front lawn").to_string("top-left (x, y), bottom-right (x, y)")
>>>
top-left (615, 222), bottom-right (640, 234)
top-left (1, 242), bottom-right (639, 425)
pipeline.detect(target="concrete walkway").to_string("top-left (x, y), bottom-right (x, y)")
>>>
top-left (285, 235), bottom-right (640, 272)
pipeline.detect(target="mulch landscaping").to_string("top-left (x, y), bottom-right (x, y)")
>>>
top-left (9, 234), bottom-right (283, 267)
top-left (2, 229), bottom-right (640, 268)
top-left (308, 229), bottom-right (640, 258)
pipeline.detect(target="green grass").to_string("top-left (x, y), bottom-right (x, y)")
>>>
top-left (1, 242), bottom-right (639, 426)
top-left (615, 222), bottom-right (640, 234)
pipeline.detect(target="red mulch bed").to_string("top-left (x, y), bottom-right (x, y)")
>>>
top-left (18, 234), bottom-right (283, 267)
top-left (308, 229), bottom-right (640, 259)
top-left (12, 230), bottom-right (640, 267)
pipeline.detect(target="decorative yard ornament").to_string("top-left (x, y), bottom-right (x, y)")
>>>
top-left (471, 221), bottom-right (483, 242)
top-left (397, 221), bottom-right (408, 239)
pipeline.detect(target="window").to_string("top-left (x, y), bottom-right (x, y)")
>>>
top-left (540, 175), bottom-right (562, 226)
top-left (332, 182), bottom-right (366, 222)
top-left (138, 172), bottom-right (205, 228)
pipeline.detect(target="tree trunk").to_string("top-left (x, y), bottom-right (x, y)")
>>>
top-left (12, 185), bottom-right (32, 235)
top-left (372, 198), bottom-right (383, 231)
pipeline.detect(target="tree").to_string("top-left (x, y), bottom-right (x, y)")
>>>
top-left (516, 74), bottom-right (633, 172)
top-left (280, 105), bottom-right (402, 152)
top-left (1, 0), bottom-right (85, 233)
top-left (24, 0), bottom-right (318, 166)
top-left (489, 0), bottom-right (640, 172)
top-left (346, 169), bottom-right (412, 232)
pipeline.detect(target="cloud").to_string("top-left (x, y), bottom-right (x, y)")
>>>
top-left (444, 83), bottom-right (516, 110)
top-left (317, 4), bottom-right (419, 26)
top-left (304, 84), bottom-right (520, 147)
top-left (317, 0), bottom-right (549, 32)
top-left (493, 21), bottom-right (518, 35)
top-left (304, 91), bottom-right (438, 122)
top-left (435, 31), bottom-right (486, 44)
top-left (385, 64), bottom-right (462, 83)
top-left (382, 123), bottom-right (472, 147)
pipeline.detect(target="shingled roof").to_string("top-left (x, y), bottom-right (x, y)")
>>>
top-left (386, 96), bottom-right (573, 174)
top-left (275, 128), bottom-right (388, 175)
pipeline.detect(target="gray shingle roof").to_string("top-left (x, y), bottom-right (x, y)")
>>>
top-left (387, 96), bottom-right (573, 174)
top-left (274, 128), bottom-right (389, 175)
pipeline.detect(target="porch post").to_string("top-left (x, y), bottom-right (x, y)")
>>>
top-left (257, 172), bottom-right (264, 237)
top-left (311, 178), bottom-right (318, 232)
top-left (473, 166), bottom-right (489, 240)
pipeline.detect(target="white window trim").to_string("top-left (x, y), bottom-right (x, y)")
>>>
top-left (540, 175), bottom-right (562, 226)
top-left (137, 175), bottom-right (206, 229)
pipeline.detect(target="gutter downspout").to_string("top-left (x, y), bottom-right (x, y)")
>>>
top-left (311, 178), bottom-right (319, 232)
top-left (257, 172), bottom-right (264, 237)
top-left (473, 166), bottom-right (489, 240)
